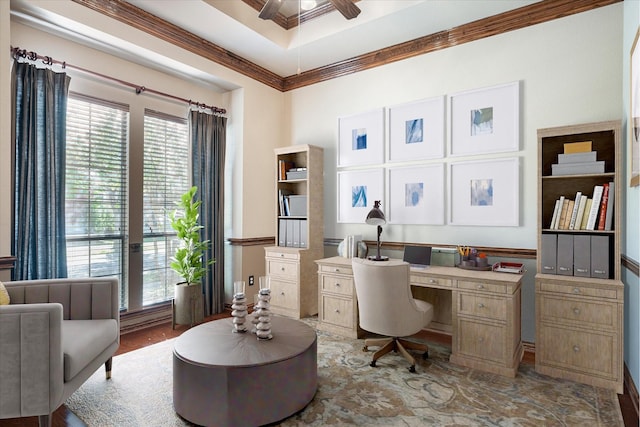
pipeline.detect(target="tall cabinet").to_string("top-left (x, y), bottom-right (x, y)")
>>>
top-left (265, 145), bottom-right (323, 319)
top-left (535, 120), bottom-right (624, 393)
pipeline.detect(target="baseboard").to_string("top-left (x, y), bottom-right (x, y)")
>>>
top-left (119, 303), bottom-right (173, 334)
top-left (624, 364), bottom-right (639, 419)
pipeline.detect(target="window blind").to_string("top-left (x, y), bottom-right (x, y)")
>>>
top-left (142, 109), bottom-right (189, 305)
top-left (65, 94), bottom-right (129, 308)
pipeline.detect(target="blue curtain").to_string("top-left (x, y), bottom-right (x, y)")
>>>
top-left (190, 110), bottom-right (227, 315)
top-left (11, 61), bottom-right (71, 280)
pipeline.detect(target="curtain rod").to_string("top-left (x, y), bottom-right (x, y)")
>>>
top-left (10, 46), bottom-right (226, 115)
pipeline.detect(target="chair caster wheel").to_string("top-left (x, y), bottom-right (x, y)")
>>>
top-left (362, 346), bottom-right (368, 352)
top-left (422, 351), bottom-right (429, 360)
top-left (370, 360), bottom-right (377, 367)
top-left (408, 365), bottom-right (416, 373)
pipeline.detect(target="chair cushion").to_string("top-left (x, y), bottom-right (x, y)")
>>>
top-left (0, 281), bottom-right (9, 305)
top-left (62, 319), bottom-right (118, 382)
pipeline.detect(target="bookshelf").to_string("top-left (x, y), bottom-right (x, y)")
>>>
top-left (265, 144), bottom-right (324, 319)
top-left (535, 120), bottom-right (624, 393)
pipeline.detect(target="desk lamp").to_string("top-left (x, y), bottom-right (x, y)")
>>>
top-left (366, 200), bottom-right (388, 261)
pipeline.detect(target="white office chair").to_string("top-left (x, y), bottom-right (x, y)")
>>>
top-left (352, 258), bottom-right (434, 373)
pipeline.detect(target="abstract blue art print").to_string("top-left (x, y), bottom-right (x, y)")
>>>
top-left (405, 118), bottom-right (424, 144)
top-left (405, 182), bottom-right (424, 207)
top-left (352, 185), bottom-right (367, 207)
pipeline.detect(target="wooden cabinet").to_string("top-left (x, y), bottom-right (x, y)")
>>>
top-left (535, 121), bottom-right (624, 393)
top-left (315, 257), bottom-right (523, 377)
top-left (265, 145), bottom-right (323, 319)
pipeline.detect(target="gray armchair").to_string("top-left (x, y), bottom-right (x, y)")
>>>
top-left (0, 277), bottom-right (120, 427)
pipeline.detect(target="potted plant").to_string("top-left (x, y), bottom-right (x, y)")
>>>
top-left (169, 185), bottom-right (214, 327)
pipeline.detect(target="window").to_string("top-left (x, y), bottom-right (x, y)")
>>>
top-left (142, 109), bottom-right (190, 305)
top-left (65, 94), bottom-right (129, 308)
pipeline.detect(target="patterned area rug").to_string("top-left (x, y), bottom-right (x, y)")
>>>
top-left (66, 318), bottom-right (623, 426)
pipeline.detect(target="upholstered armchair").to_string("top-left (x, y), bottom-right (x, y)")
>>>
top-left (352, 258), bottom-right (433, 372)
top-left (0, 277), bottom-right (120, 427)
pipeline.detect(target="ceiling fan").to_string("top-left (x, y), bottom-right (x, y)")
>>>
top-left (259, 0), bottom-right (361, 21)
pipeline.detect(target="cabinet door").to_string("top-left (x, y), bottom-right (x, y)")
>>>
top-left (320, 295), bottom-right (353, 328)
top-left (457, 318), bottom-right (505, 363)
top-left (270, 279), bottom-right (299, 309)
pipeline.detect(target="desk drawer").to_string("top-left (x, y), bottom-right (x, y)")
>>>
top-left (458, 293), bottom-right (506, 321)
top-left (266, 259), bottom-right (299, 279)
top-left (457, 319), bottom-right (505, 362)
top-left (457, 280), bottom-right (505, 294)
top-left (539, 295), bottom-right (617, 330)
top-left (411, 275), bottom-right (452, 288)
top-left (319, 264), bottom-right (353, 276)
top-left (270, 279), bottom-right (299, 309)
top-left (539, 282), bottom-right (618, 300)
top-left (320, 275), bottom-right (354, 296)
top-left (320, 295), bottom-right (354, 329)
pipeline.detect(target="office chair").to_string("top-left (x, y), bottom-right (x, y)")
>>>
top-left (352, 258), bottom-right (434, 373)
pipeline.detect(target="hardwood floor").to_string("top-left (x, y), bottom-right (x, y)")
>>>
top-left (1, 314), bottom-right (637, 427)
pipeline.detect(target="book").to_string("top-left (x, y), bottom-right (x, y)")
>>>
top-left (604, 181), bottom-right (615, 231)
top-left (563, 141), bottom-right (592, 153)
top-left (580, 198), bottom-right (592, 230)
top-left (597, 183), bottom-right (609, 231)
top-left (573, 195), bottom-right (588, 230)
top-left (557, 151), bottom-right (597, 164)
top-left (568, 191), bottom-right (582, 229)
top-left (549, 198), bottom-right (562, 229)
top-left (278, 160), bottom-right (294, 180)
top-left (586, 185), bottom-right (604, 230)
top-left (560, 199), bottom-right (574, 230)
top-left (557, 198), bottom-right (570, 230)
top-left (551, 161), bottom-right (604, 176)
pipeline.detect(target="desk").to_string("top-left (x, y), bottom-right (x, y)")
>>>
top-left (315, 256), bottom-right (523, 377)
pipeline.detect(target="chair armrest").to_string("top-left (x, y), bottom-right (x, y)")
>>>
top-left (0, 303), bottom-right (64, 417)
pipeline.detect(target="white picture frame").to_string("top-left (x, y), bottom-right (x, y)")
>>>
top-left (450, 81), bottom-right (520, 156)
top-left (449, 157), bottom-right (519, 226)
top-left (337, 108), bottom-right (385, 167)
top-left (337, 169), bottom-right (384, 223)
top-left (387, 164), bottom-right (445, 225)
top-left (388, 96), bottom-right (445, 162)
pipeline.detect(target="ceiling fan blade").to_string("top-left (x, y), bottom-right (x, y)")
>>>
top-left (329, 0), bottom-right (361, 20)
top-left (259, 0), bottom-right (283, 20)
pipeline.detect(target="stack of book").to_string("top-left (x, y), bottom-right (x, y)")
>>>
top-left (548, 182), bottom-right (615, 231)
top-left (550, 141), bottom-right (604, 176)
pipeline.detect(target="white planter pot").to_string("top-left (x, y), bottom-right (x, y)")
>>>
top-left (173, 282), bottom-right (204, 327)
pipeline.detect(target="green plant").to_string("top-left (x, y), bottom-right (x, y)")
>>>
top-left (169, 186), bottom-right (215, 284)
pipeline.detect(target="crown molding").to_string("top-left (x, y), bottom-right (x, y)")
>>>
top-left (73, 0), bottom-right (620, 92)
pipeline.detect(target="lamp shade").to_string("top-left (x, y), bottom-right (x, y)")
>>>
top-left (366, 200), bottom-right (386, 226)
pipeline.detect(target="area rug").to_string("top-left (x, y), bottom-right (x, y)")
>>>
top-left (66, 319), bottom-right (623, 426)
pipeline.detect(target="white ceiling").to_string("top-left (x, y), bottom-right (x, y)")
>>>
top-left (10, 0), bottom-right (541, 80)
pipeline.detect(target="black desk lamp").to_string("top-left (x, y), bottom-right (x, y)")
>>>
top-left (366, 200), bottom-right (388, 261)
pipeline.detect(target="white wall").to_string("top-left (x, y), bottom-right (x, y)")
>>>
top-left (623, 0), bottom-right (640, 396)
top-left (287, 4), bottom-right (623, 344)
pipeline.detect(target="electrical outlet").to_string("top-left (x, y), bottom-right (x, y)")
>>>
top-left (248, 275), bottom-right (254, 286)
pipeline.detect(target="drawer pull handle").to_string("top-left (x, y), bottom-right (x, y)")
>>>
top-left (478, 337), bottom-right (484, 343)
top-left (280, 254), bottom-right (284, 257)
top-left (334, 268), bottom-right (340, 272)
top-left (572, 287), bottom-right (581, 294)
top-left (478, 303), bottom-right (485, 309)
top-left (573, 345), bottom-right (580, 353)
top-left (429, 279), bottom-right (437, 284)
top-left (335, 283), bottom-right (341, 287)
top-left (477, 284), bottom-right (484, 290)
top-left (334, 309), bottom-right (340, 313)
top-left (573, 308), bottom-right (580, 315)
top-left (281, 291), bottom-right (285, 296)
top-left (281, 267), bottom-right (285, 271)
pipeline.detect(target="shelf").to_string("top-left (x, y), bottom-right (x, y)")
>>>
top-left (542, 172), bottom-right (614, 180)
top-left (541, 229), bottom-right (614, 234)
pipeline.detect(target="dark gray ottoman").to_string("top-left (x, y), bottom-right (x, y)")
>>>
top-left (173, 316), bottom-right (317, 426)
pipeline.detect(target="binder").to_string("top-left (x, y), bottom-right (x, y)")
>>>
top-left (278, 219), bottom-right (287, 246)
top-left (556, 234), bottom-right (574, 276)
top-left (299, 219), bottom-right (308, 248)
top-left (286, 220), bottom-right (295, 247)
top-left (591, 235), bottom-right (610, 279)
top-left (540, 234), bottom-right (557, 274)
top-left (573, 234), bottom-right (590, 277)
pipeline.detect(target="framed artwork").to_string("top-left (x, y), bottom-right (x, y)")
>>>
top-left (387, 164), bottom-right (445, 225)
top-left (450, 81), bottom-right (520, 156)
top-left (388, 96), bottom-right (445, 162)
top-left (337, 108), bottom-right (385, 167)
top-left (337, 169), bottom-right (384, 223)
top-left (631, 27), bottom-right (640, 187)
top-left (449, 157), bottom-right (519, 226)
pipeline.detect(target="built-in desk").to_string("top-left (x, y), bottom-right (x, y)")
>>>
top-left (315, 256), bottom-right (523, 377)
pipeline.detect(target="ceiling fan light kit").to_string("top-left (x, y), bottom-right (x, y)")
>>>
top-left (259, 0), bottom-right (360, 21)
